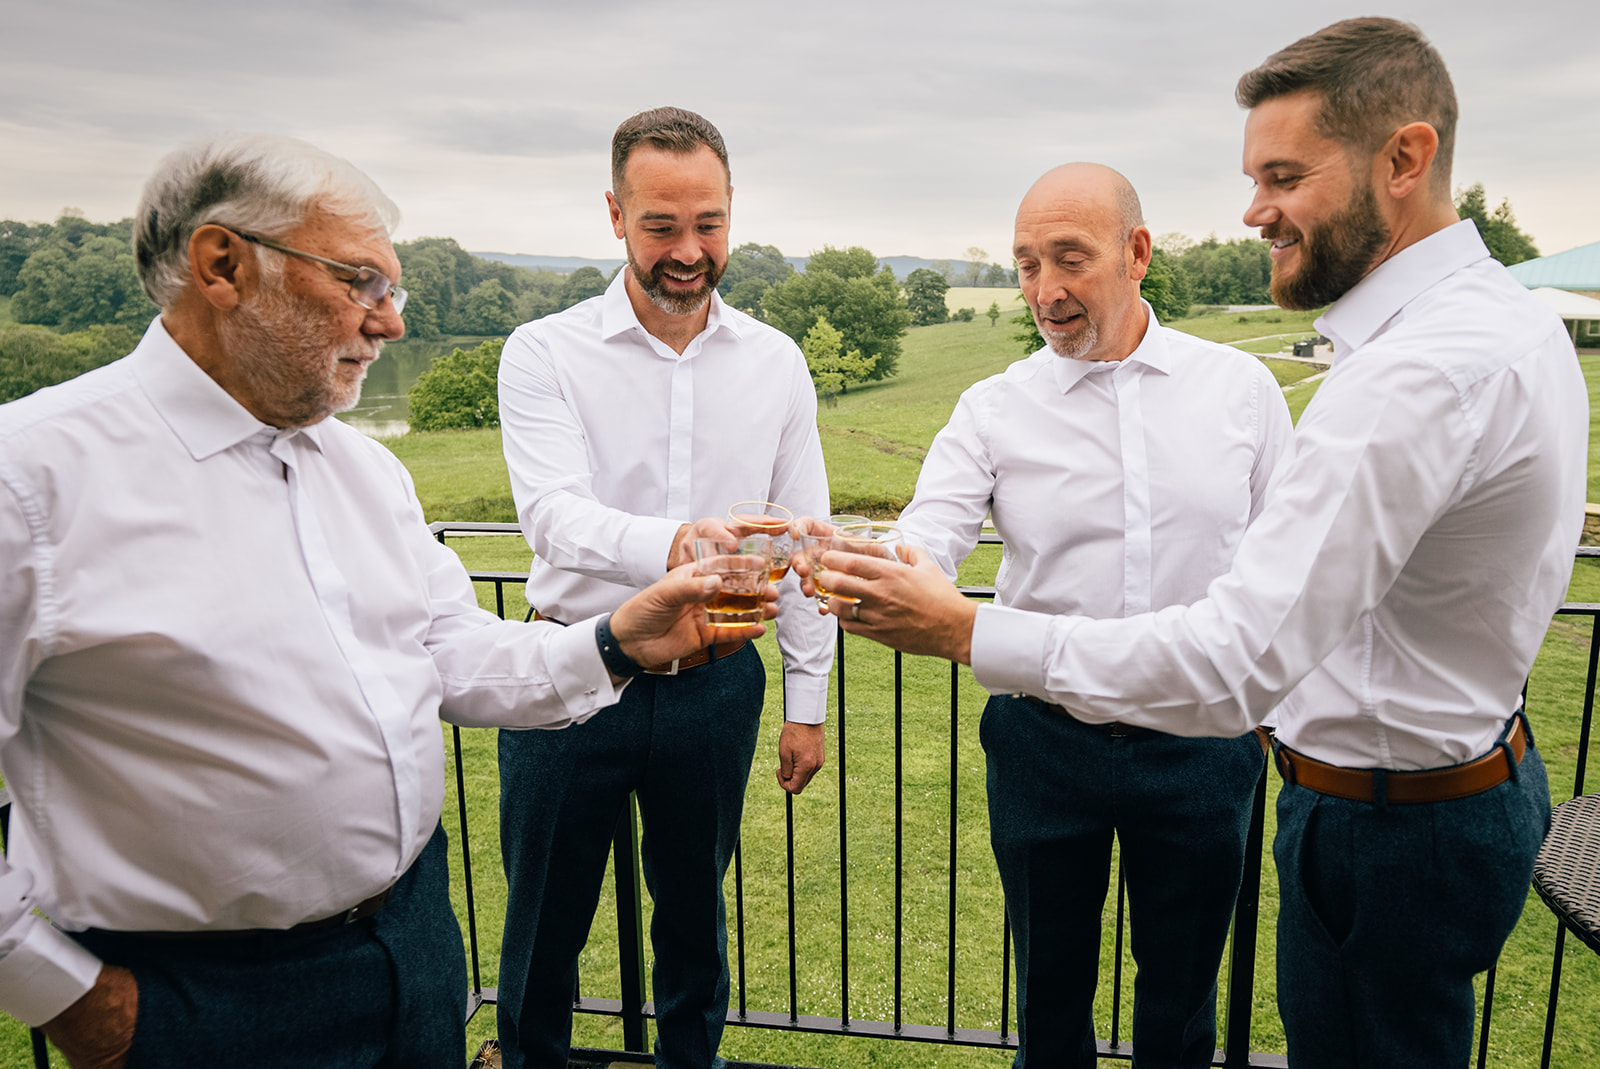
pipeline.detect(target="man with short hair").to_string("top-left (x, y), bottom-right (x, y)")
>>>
top-left (893, 163), bottom-right (1290, 1067)
top-left (495, 107), bottom-right (833, 1069)
top-left (812, 19), bottom-right (1585, 1066)
top-left (0, 132), bottom-right (764, 1068)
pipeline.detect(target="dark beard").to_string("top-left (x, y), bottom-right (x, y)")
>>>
top-left (1267, 182), bottom-right (1390, 311)
top-left (630, 250), bottom-right (726, 317)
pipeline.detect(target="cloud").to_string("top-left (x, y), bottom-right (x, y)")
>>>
top-left (5, 0), bottom-right (1598, 257)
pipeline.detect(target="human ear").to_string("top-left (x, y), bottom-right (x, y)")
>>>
top-left (187, 225), bottom-right (252, 312)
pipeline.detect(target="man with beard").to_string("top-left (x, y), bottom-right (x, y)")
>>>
top-left (805, 18), bottom-right (1585, 1067)
top-left (0, 132), bottom-right (770, 1068)
top-left (494, 107), bottom-right (833, 1069)
top-left (888, 162), bottom-right (1291, 1067)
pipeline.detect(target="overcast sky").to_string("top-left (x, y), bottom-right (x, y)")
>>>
top-left (4, 0), bottom-right (1597, 264)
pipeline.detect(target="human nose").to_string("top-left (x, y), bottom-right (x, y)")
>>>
top-left (364, 296), bottom-right (406, 341)
top-left (1242, 186), bottom-right (1278, 229)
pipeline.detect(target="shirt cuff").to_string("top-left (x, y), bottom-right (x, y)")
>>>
top-left (782, 671), bottom-right (829, 724)
top-left (546, 616), bottom-right (627, 722)
top-left (969, 603), bottom-right (1054, 699)
top-left (0, 916), bottom-right (104, 1026)
top-left (622, 515), bottom-right (690, 588)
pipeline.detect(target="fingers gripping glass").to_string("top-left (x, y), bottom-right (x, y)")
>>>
top-left (220, 227), bottom-right (408, 313)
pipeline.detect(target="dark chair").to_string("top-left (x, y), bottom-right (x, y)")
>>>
top-left (1533, 792), bottom-right (1600, 955)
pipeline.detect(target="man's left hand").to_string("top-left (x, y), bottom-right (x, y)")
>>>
top-left (816, 545), bottom-right (977, 664)
top-left (776, 721), bottom-right (826, 794)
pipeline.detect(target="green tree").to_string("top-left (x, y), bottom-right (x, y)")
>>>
top-left (800, 315), bottom-right (872, 406)
top-left (963, 246), bottom-right (987, 287)
top-left (459, 279), bottom-right (518, 335)
top-left (761, 245), bottom-right (910, 381)
top-left (1454, 184), bottom-right (1539, 267)
top-left (0, 322), bottom-right (139, 403)
top-left (0, 220), bottom-right (52, 297)
top-left (983, 263), bottom-right (1012, 287)
top-left (903, 267), bottom-right (949, 326)
top-left (929, 259), bottom-right (956, 284)
top-left (9, 216), bottom-right (158, 332)
top-left (560, 266), bottom-right (608, 309)
top-left (986, 301), bottom-right (1000, 327)
top-left (1141, 246), bottom-right (1192, 322)
top-left (717, 242), bottom-right (794, 318)
top-left (407, 339), bottom-right (503, 431)
top-left (1176, 236), bottom-right (1272, 305)
top-left (1012, 292), bottom-right (1044, 354)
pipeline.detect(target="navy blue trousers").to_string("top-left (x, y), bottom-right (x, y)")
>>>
top-left (1273, 720), bottom-right (1551, 1069)
top-left (981, 695), bottom-right (1266, 1069)
top-left (71, 823), bottom-right (466, 1068)
top-left (496, 642), bottom-right (765, 1069)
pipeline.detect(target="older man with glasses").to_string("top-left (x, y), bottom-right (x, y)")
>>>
top-left (0, 132), bottom-right (770, 1068)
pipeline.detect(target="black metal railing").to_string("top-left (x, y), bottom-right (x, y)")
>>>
top-left (4, 532), bottom-right (1594, 1069)
top-left (425, 526), bottom-right (1598, 1067)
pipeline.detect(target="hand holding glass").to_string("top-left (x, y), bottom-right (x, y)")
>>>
top-left (693, 535), bottom-right (772, 627)
top-left (727, 501), bottom-right (795, 582)
top-left (796, 521), bottom-right (903, 607)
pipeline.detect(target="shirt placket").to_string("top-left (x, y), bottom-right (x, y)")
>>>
top-left (270, 431), bottom-right (419, 879)
top-left (1114, 363), bottom-right (1152, 617)
top-left (665, 351), bottom-right (696, 518)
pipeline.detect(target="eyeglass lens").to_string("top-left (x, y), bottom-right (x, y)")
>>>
top-left (351, 268), bottom-right (408, 313)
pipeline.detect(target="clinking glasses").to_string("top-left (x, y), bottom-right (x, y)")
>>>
top-left (218, 226), bottom-right (408, 313)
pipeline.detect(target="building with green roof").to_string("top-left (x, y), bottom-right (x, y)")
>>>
top-left (1506, 240), bottom-right (1600, 300)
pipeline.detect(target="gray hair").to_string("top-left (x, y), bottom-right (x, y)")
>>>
top-left (134, 132), bottom-right (401, 309)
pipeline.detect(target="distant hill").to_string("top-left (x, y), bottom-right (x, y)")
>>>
top-left (472, 250), bottom-right (1016, 285)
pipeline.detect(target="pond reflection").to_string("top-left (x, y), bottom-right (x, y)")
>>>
top-left (337, 336), bottom-right (499, 439)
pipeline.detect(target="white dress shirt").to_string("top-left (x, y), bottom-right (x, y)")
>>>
top-left (0, 319), bottom-right (625, 1025)
top-left (899, 303), bottom-right (1291, 638)
top-left (499, 272), bottom-right (834, 722)
top-left (972, 222), bottom-right (1589, 770)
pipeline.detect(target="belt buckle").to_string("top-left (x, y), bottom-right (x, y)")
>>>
top-left (646, 658), bottom-right (680, 676)
top-left (342, 904), bottom-right (361, 925)
top-left (1109, 723), bottom-right (1133, 738)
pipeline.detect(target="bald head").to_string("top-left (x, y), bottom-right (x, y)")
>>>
top-left (1012, 162), bottom-right (1154, 362)
top-left (1017, 163), bottom-right (1143, 240)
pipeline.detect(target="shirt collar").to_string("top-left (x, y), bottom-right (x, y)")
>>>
top-left (131, 317), bottom-right (279, 461)
top-left (1315, 219), bottom-right (1491, 359)
top-left (598, 266), bottom-right (744, 346)
top-left (1051, 299), bottom-right (1168, 394)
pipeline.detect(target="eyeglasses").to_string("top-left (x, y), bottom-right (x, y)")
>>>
top-left (219, 227), bottom-right (408, 313)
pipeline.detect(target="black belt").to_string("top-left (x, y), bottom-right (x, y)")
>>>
top-left (108, 887), bottom-right (393, 942)
top-left (1019, 695), bottom-right (1271, 753)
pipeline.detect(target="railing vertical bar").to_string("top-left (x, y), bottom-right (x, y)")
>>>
top-left (735, 838), bottom-right (747, 1018)
top-left (894, 648), bottom-right (905, 1031)
top-left (1001, 906), bottom-right (1012, 1041)
top-left (786, 790), bottom-right (798, 1023)
top-left (838, 622), bottom-right (850, 1026)
top-left (613, 793), bottom-right (649, 1052)
top-left (1477, 964), bottom-right (1497, 1069)
top-left (1573, 619), bottom-right (1598, 798)
top-left (1111, 858), bottom-right (1126, 1048)
top-left (1540, 928), bottom-right (1566, 1069)
top-left (494, 578), bottom-right (505, 621)
top-left (1223, 753), bottom-right (1269, 1066)
top-left (452, 725), bottom-right (483, 996)
top-left (947, 659), bottom-right (959, 1036)
top-left (31, 1031), bottom-right (48, 1069)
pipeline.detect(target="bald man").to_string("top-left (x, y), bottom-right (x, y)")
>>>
top-left (889, 165), bottom-right (1292, 1066)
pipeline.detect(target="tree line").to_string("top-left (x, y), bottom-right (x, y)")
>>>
top-left (1, 186), bottom-right (1543, 410)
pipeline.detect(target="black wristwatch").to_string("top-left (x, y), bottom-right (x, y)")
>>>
top-left (595, 612), bottom-right (645, 678)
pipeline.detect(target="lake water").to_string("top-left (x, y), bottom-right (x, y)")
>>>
top-left (337, 336), bottom-right (497, 439)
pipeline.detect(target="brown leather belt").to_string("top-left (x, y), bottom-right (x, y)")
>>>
top-left (1020, 696), bottom-right (1271, 753)
top-left (532, 610), bottom-right (746, 675)
top-left (1275, 715), bottom-right (1527, 805)
top-left (112, 886), bottom-right (393, 942)
top-left (642, 638), bottom-right (747, 675)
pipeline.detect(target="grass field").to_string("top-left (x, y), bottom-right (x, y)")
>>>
top-left (6, 317), bottom-right (1598, 1068)
top-left (943, 287), bottom-right (1025, 316)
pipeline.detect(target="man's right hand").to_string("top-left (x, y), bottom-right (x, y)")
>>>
top-left (667, 518), bottom-right (739, 572)
top-left (43, 964), bottom-right (137, 1069)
